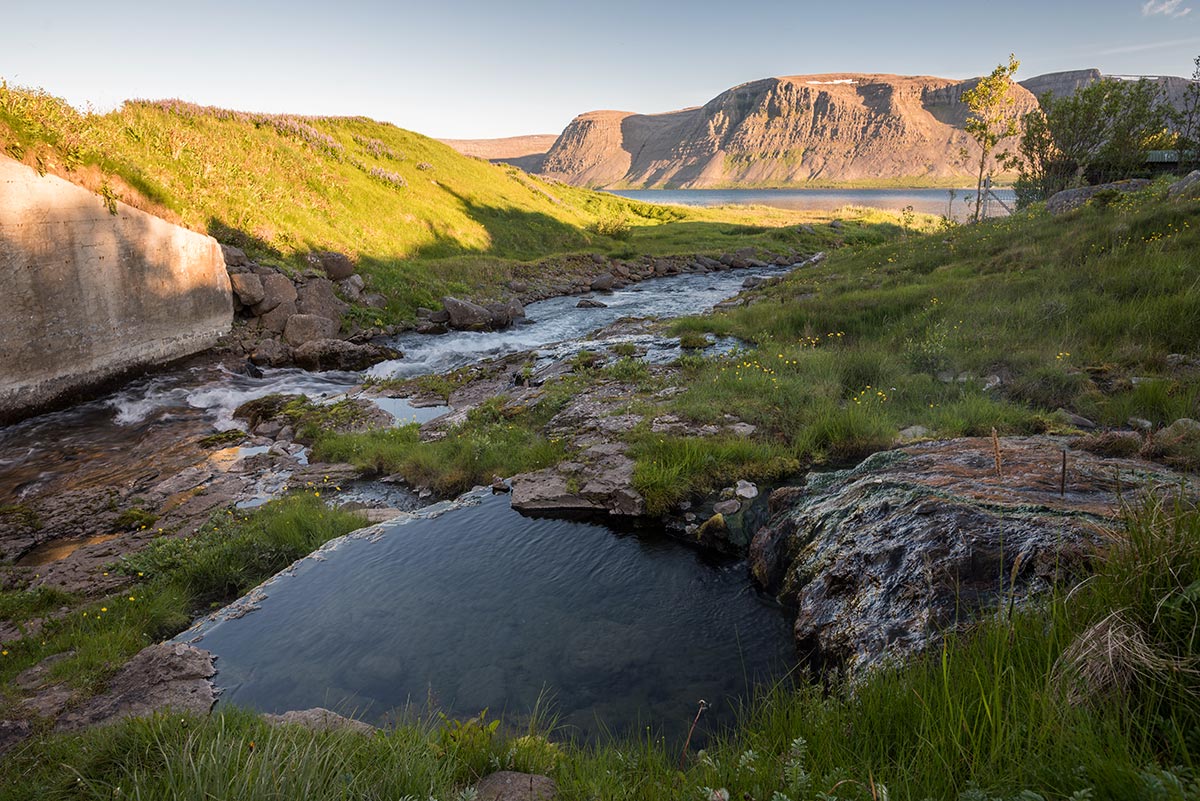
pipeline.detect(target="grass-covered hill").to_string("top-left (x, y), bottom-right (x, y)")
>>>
top-left (0, 82), bottom-right (870, 320)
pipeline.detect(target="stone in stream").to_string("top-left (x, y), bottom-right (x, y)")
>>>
top-left (576, 298), bottom-right (608, 309)
top-left (750, 436), bottom-right (1196, 674)
top-left (442, 296), bottom-right (495, 330)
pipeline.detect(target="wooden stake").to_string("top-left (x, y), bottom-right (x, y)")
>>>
top-left (1060, 449), bottom-right (1067, 498)
top-left (991, 427), bottom-right (1003, 479)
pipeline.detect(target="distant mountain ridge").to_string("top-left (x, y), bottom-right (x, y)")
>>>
top-left (444, 69), bottom-right (1192, 189)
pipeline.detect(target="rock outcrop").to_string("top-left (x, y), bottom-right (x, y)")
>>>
top-left (1045, 179), bottom-right (1151, 214)
top-left (537, 73), bottom-right (1038, 188)
top-left (53, 643), bottom-right (217, 731)
top-left (750, 436), bottom-right (1193, 673)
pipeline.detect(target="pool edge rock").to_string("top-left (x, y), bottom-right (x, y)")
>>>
top-left (751, 435), bottom-right (1197, 674)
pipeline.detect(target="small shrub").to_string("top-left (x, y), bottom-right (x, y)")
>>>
top-left (590, 213), bottom-right (632, 240)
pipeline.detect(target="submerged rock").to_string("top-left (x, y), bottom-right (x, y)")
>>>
top-left (751, 436), bottom-right (1193, 673)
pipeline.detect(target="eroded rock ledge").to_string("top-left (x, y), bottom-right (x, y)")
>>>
top-left (750, 436), bottom-right (1193, 673)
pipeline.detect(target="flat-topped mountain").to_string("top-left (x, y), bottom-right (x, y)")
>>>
top-left (534, 73), bottom-right (1040, 188)
top-left (436, 134), bottom-right (558, 172)
top-left (446, 68), bottom-right (1194, 189)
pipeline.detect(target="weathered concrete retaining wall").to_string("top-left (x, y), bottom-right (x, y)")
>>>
top-left (0, 156), bottom-right (232, 422)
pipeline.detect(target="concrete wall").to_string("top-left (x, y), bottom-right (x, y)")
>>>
top-left (0, 156), bottom-right (232, 422)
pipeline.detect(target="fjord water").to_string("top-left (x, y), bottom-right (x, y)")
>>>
top-left (182, 492), bottom-right (795, 742)
top-left (610, 187), bottom-right (1016, 221)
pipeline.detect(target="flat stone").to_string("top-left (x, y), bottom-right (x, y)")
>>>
top-left (735, 480), bottom-right (759, 500)
top-left (475, 772), bottom-right (558, 801)
top-left (54, 642), bottom-right (216, 732)
top-left (713, 498), bottom-right (740, 515)
top-left (263, 708), bottom-right (377, 735)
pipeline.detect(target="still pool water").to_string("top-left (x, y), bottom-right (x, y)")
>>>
top-left (180, 492), bottom-right (795, 743)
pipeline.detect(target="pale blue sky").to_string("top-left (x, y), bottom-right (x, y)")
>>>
top-left (1, 0), bottom-right (1197, 138)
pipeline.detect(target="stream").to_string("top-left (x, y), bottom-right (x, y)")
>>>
top-left (1, 263), bottom-right (801, 742)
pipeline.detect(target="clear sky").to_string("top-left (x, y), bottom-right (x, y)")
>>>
top-left (1, 0), bottom-right (1197, 139)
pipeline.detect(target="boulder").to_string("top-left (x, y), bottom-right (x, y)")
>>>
top-left (252, 273), bottom-right (299, 316)
top-left (308, 250), bottom-right (356, 281)
top-left (750, 436), bottom-right (1193, 673)
top-left (442, 296), bottom-right (494, 330)
top-left (590, 273), bottom-right (615, 291)
top-left (229, 273), bottom-right (265, 307)
top-left (293, 339), bottom-right (400, 371)
top-left (576, 298), bottom-right (608, 309)
top-left (475, 772), bottom-right (558, 801)
top-left (486, 299), bottom-right (526, 328)
top-left (1167, 170), bottom-right (1200, 200)
top-left (54, 643), bottom-right (216, 731)
top-left (283, 314), bottom-right (339, 347)
top-left (260, 300), bottom-right (297, 334)
top-left (221, 244), bottom-right (249, 268)
top-left (297, 278), bottom-right (349, 324)
top-left (1046, 179), bottom-right (1151, 215)
top-left (337, 274), bottom-right (366, 301)
top-left (250, 338), bottom-right (291, 366)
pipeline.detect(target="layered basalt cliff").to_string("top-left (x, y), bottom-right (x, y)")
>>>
top-left (537, 73), bottom-right (1040, 188)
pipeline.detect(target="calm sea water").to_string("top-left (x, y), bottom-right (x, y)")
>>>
top-left (610, 187), bottom-right (1015, 221)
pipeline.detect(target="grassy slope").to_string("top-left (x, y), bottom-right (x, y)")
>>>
top-left (311, 186), bottom-right (1199, 513)
top-left (0, 82), bottom-right (890, 320)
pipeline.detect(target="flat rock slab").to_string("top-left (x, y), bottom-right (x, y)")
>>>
top-left (54, 642), bottom-right (216, 732)
top-left (263, 707), bottom-right (377, 735)
top-left (476, 772), bottom-right (558, 801)
top-left (751, 436), bottom-right (1194, 673)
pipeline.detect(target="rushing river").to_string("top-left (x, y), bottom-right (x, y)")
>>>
top-left (610, 187), bottom-right (1016, 221)
top-left (1, 262), bottom-right (803, 740)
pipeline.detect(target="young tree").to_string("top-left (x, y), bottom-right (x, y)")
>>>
top-left (1176, 54), bottom-right (1200, 170)
top-left (1009, 78), bottom-right (1173, 207)
top-left (962, 54), bottom-right (1021, 221)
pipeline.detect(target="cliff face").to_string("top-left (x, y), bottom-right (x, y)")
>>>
top-left (538, 74), bottom-right (1040, 188)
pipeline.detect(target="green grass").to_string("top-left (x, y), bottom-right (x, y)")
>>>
top-left (5, 499), bottom-right (1197, 800)
top-left (0, 82), bottom-right (904, 322)
top-left (313, 397), bottom-right (569, 495)
top-left (0, 496), bottom-right (365, 698)
top-left (626, 182), bottom-right (1200, 505)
